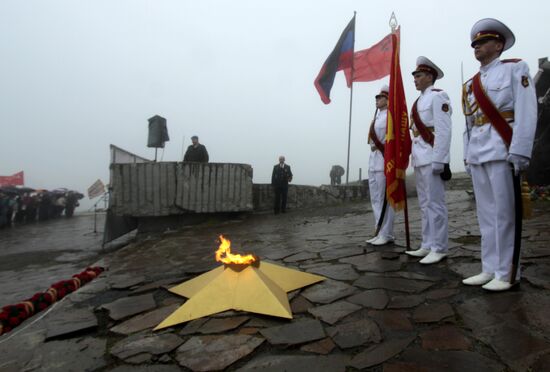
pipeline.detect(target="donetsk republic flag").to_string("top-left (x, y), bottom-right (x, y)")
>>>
top-left (314, 16), bottom-right (355, 104)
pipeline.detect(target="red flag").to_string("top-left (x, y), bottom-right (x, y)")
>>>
top-left (344, 28), bottom-right (399, 85)
top-left (0, 171), bottom-right (24, 187)
top-left (384, 28), bottom-right (411, 211)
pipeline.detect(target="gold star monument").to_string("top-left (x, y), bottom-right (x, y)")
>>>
top-left (155, 235), bottom-right (325, 330)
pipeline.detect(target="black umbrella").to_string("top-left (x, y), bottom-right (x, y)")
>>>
top-left (16, 186), bottom-right (35, 193)
top-left (0, 185), bottom-right (19, 195)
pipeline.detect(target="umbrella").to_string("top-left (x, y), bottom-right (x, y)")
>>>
top-left (0, 185), bottom-right (19, 195)
top-left (16, 186), bottom-right (35, 193)
top-left (51, 188), bottom-right (68, 195)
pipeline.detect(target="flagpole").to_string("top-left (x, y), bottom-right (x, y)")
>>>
top-left (345, 11), bottom-right (356, 184)
top-left (403, 180), bottom-right (411, 249)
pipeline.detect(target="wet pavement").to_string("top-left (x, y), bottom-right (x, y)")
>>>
top-left (1, 184), bottom-right (550, 371)
top-left (0, 213), bottom-right (107, 307)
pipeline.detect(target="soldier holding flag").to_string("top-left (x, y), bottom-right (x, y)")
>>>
top-left (366, 85), bottom-right (395, 246)
top-left (461, 18), bottom-right (537, 291)
top-left (405, 57), bottom-right (453, 265)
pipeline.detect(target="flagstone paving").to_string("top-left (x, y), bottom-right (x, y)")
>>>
top-left (2, 180), bottom-right (550, 371)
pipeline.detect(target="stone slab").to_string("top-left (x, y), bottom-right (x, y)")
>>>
top-left (346, 289), bottom-right (389, 309)
top-left (326, 318), bottom-right (381, 349)
top-left (260, 318), bottom-right (325, 345)
top-left (388, 294), bottom-right (425, 309)
top-left (176, 334), bottom-right (264, 371)
top-left (301, 279), bottom-right (358, 304)
top-left (413, 303), bottom-right (455, 323)
top-left (179, 317), bottom-right (209, 335)
top-left (425, 289), bottom-right (459, 300)
top-left (348, 335), bottom-right (416, 369)
top-left (474, 324), bottom-right (550, 371)
top-left (100, 293), bottom-right (157, 321)
top-left (307, 264), bottom-right (359, 281)
top-left (308, 300), bottom-right (361, 325)
top-left (398, 349), bottom-right (504, 372)
top-left (354, 275), bottom-right (434, 293)
top-left (319, 247), bottom-right (365, 260)
top-left (523, 264), bottom-right (550, 289)
top-left (110, 304), bottom-right (180, 335)
top-left (290, 295), bottom-right (314, 314)
top-left (368, 310), bottom-right (414, 331)
top-left (109, 365), bottom-right (180, 372)
top-left (45, 307), bottom-right (98, 340)
top-left (300, 337), bottom-right (336, 355)
top-left (420, 325), bottom-right (472, 350)
top-left (283, 252), bottom-right (318, 263)
top-left (237, 354), bottom-right (349, 372)
top-left (25, 337), bottom-right (107, 372)
top-left (198, 316), bottom-right (250, 334)
top-left (109, 275), bottom-right (147, 289)
top-left (111, 333), bottom-right (184, 360)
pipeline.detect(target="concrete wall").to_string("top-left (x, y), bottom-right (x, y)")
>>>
top-left (253, 183), bottom-right (370, 212)
top-left (109, 161), bottom-right (473, 218)
top-left (110, 162), bottom-right (253, 217)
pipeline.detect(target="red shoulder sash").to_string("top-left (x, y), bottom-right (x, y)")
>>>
top-left (368, 119), bottom-right (385, 154)
top-left (471, 72), bottom-right (512, 147)
top-left (411, 99), bottom-right (435, 147)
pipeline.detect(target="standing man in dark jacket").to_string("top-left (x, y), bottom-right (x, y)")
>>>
top-left (271, 156), bottom-right (293, 214)
top-left (183, 136), bottom-right (209, 162)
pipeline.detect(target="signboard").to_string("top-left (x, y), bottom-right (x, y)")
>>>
top-left (88, 179), bottom-right (105, 199)
top-left (0, 171), bottom-right (24, 187)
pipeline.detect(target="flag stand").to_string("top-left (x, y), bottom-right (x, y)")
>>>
top-left (345, 11), bottom-right (357, 185)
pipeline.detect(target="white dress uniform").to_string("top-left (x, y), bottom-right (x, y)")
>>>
top-left (411, 85), bottom-right (452, 254)
top-left (368, 107), bottom-right (395, 240)
top-left (462, 20), bottom-right (537, 290)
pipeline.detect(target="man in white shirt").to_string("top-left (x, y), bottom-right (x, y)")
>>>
top-left (366, 85), bottom-right (395, 246)
top-left (405, 56), bottom-right (453, 265)
top-left (461, 18), bottom-right (537, 291)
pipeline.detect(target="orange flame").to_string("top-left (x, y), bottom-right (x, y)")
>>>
top-left (215, 235), bottom-right (256, 265)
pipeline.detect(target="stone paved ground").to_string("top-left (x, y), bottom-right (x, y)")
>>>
top-left (1, 184), bottom-right (550, 371)
top-left (0, 213), bottom-right (107, 306)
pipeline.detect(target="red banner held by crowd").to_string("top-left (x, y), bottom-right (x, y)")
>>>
top-left (384, 29), bottom-right (411, 211)
top-left (0, 171), bottom-right (24, 187)
top-left (344, 28), bottom-right (399, 85)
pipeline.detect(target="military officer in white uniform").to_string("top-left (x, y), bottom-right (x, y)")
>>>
top-left (366, 85), bottom-right (395, 246)
top-left (405, 57), bottom-right (453, 264)
top-left (462, 18), bottom-right (537, 291)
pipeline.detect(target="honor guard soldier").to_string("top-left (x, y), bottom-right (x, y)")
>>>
top-left (366, 85), bottom-right (395, 246)
top-left (405, 57), bottom-right (453, 264)
top-left (462, 18), bottom-right (537, 291)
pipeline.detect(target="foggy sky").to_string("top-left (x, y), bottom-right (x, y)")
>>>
top-left (1, 0), bottom-right (548, 211)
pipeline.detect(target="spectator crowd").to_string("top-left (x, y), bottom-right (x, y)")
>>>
top-left (0, 187), bottom-right (83, 229)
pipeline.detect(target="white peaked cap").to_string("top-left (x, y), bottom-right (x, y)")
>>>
top-left (470, 18), bottom-right (515, 51)
top-left (375, 84), bottom-right (389, 98)
top-left (412, 56), bottom-right (444, 80)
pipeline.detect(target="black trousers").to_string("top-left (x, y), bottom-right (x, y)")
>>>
top-left (273, 185), bottom-right (288, 213)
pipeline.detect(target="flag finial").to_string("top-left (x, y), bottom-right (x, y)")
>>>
top-left (389, 12), bottom-right (398, 32)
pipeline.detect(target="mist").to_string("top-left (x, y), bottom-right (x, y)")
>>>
top-left (1, 0), bottom-right (548, 211)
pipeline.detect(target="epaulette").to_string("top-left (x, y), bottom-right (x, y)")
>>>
top-left (502, 58), bottom-right (522, 63)
top-left (431, 88), bottom-right (442, 92)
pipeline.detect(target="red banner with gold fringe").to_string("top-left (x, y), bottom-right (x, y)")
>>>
top-left (384, 28), bottom-right (411, 211)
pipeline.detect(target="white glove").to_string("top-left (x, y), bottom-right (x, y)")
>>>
top-left (506, 153), bottom-right (530, 176)
top-left (464, 163), bottom-right (471, 176)
top-left (432, 162), bottom-right (444, 175)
